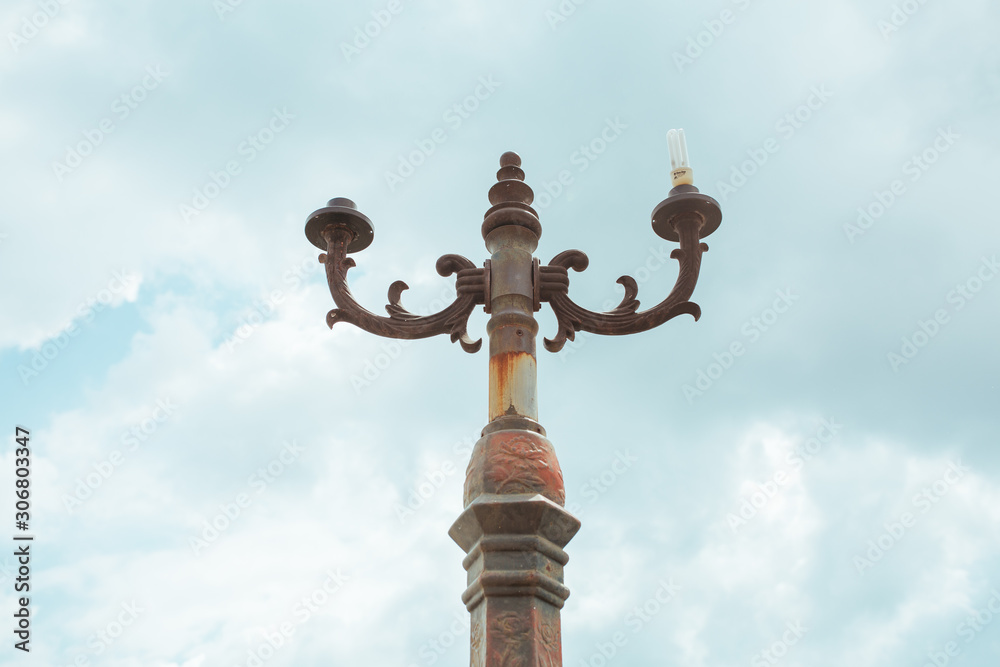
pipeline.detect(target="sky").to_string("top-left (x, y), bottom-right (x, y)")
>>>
top-left (1, 0), bottom-right (999, 665)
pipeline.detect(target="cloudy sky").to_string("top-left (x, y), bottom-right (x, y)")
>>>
top-left (1, 0), bottom-right (999, 665)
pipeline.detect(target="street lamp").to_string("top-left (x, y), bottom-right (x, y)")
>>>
top-left (304, 135), bottom-right (721, 666)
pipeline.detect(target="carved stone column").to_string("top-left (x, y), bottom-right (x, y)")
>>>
top-left (449, 153), bottom-right (581, 667)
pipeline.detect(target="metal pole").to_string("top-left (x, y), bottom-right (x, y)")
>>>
top-left (304, 145), bottom-right (722, 667)
top-left (449, 152), bottom-right (579, 666)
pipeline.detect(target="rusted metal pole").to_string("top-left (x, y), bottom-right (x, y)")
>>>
top-left (449, 153), bottom-right (580, 667)
top-left (485, 221), bottom-right (538, 422)
top-left (305, 146), bottom-right (722, 667)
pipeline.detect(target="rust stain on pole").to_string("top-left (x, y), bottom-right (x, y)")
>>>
top-left (488, 350), bottom-right (537, 421)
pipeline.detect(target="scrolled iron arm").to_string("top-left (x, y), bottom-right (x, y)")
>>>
top-left (321, 225), bottom-right (486, 353)
top-left (539, 218), bottom-right (709, 352)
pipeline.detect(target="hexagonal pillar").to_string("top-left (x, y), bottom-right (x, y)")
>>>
top-left (450, 429), bottom-right (580, 667)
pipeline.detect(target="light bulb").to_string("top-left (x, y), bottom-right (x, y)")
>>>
top-left (667, 128), bottom-right (693, 187)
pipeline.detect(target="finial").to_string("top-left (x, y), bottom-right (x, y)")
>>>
top-left (496, 151), bottom-right (525, 183)
top-left (499, 151), bottom-right (521, 167)
top-left (482, 151), bottom-right (541, 241)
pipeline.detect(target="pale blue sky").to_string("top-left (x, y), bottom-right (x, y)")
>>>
top-left (1, 1), bottom-right (999, 666)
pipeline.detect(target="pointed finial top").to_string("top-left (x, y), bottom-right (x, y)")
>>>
top-left (483, 150), bottom-right (540, 241)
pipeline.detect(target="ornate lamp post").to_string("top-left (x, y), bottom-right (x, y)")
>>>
top-left (304, 132), bottom-right (721, 666)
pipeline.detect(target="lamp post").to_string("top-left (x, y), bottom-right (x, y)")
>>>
top-left (304, 134), bottom-right (721, 666)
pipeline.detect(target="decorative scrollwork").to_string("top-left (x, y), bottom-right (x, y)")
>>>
top-left (539, 219), bottom-right (709, 352)
top-left (321, 225), bottom-right (486, 353)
